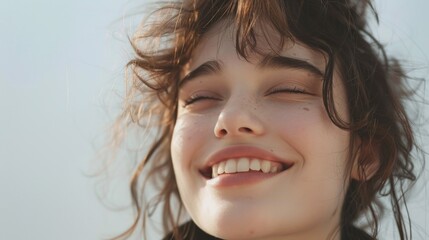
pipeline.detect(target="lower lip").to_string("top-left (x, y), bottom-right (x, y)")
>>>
top-left (206, 171), bottom-right (281, 187)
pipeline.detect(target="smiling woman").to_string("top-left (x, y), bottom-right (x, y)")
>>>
top-left (172, 23), bottom-right (351, 239)
top-left (110, 1), bottom-right (421, 240)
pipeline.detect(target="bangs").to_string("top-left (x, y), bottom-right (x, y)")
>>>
top-left (131, 0), bottom-right (296, 69)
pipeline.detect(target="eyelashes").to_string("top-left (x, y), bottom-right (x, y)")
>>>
top-left (182, 86), bottom-right (311, 107)
top-left (183, 94), bottom-right (221, 106)
top-left (266, 86), bottom-right (308, 95)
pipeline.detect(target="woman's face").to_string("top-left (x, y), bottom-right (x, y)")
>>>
top-left (171, 23), bottom-right (350, 240)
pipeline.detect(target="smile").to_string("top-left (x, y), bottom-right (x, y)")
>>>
top-left (199, 146), bottom-right (294, 181)
top-left (211, 158), bottom-right (284, 178)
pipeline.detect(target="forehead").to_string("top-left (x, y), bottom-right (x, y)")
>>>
top-left (183, 22), bottom-right (327, 75)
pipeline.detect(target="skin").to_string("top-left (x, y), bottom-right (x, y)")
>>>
top-left (170, 23), bottom-right (351, 240)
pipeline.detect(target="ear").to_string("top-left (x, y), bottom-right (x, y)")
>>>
top-left (351, 158), bottom-right (379, 181)
top-left (350, 140), bottom-right (380, 181)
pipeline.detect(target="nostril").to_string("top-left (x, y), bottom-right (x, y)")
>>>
top-left (239, 127), bottom-right (253, 133)
top-left (219, 129), bottom-right (227, 136)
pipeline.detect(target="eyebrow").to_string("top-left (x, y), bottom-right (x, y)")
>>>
top-left (259, 55), bottom-right (324, 78)
top-left (179, 55), bottom-right (324, 88)
top-left (179, 60), bottom-right (222, 88)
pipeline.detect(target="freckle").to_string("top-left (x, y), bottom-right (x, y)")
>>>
top-left (303, 107), bottom-right (310, 111)
top-left (270, 149), bottom-right (273, 152)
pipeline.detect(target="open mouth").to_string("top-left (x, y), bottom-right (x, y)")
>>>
top-left (199, 158), bottom-right (293, 179)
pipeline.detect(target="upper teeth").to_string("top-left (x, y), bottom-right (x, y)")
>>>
top-left (212, 158), bottom-right (282, 178)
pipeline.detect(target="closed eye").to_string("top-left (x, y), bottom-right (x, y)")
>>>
top-left (267, 86), bottom-right (309, 95)
top-left (183, 94), bottom-right (222, 107)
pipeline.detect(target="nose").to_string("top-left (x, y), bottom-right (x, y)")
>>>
top-left (214, 99), bottom-right (265, 138)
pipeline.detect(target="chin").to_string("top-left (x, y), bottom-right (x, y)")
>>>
top-left (196, 209), bottom-right (282, 240)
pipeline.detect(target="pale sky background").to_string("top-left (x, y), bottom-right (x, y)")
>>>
top-left (0, 0), bottom-right (428, 239)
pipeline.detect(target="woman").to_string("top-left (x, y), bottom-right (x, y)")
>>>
top-left (111, 1), bottom-right (420, 239)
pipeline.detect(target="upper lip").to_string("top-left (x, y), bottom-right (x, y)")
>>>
top-left (201, 145), bottom-right (294, 170)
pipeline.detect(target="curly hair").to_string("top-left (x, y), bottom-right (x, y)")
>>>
top-left (110, 0), bottom-right (419, 239)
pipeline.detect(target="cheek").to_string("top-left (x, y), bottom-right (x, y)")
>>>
top-left (173, 111), bottom-right (209, 143)
top-left (268, 101), bottom-right (331, 135)
top-left (269, 101), bottom-right (350, 184)
top-left (269, 103), bottom-right (349, 214)
top-left (171, 113), bottom-right (215, 172)
top-left (170, 113), bottom-right (217, 220)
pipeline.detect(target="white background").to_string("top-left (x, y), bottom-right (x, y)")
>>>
top-left (0, 0), bottom-right (428, 239)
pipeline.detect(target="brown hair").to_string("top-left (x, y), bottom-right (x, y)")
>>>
top-left (110, 0), bottom-right (419, 239)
